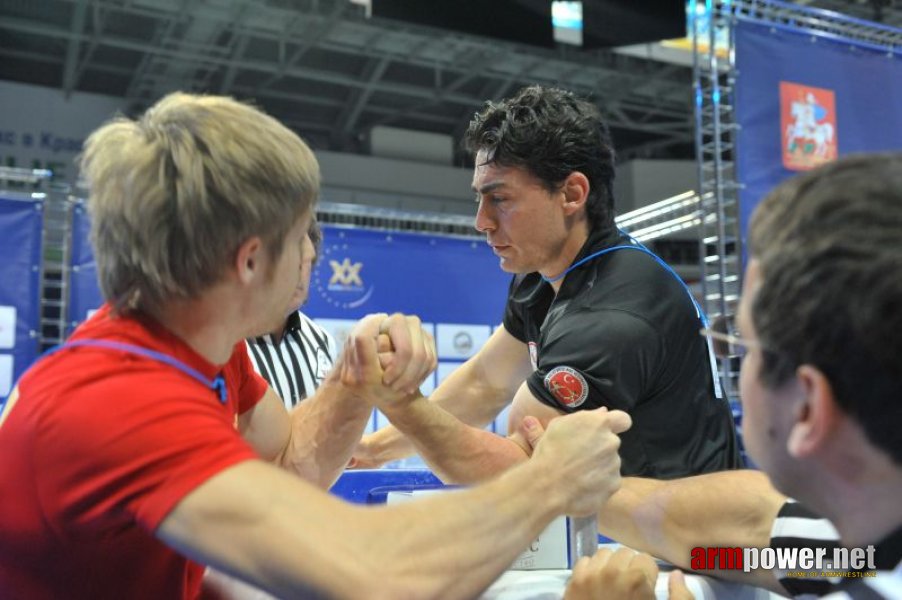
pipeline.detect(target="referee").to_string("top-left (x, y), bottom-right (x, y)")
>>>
top-left (245, 219), bottom-right (337, 408)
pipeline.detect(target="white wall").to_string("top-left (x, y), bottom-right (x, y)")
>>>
top-left (370, 125), bottom-right (453, 165)
top-left (317, 149), bottom-right (475, 215)
top-left (318, 155), bottom-right (699, 219)
top-left (0, 81), bottom-right (124, 182)
top-left (614, 159), bottom-right (697, 215)
top-left (0, 81), bottom-right (696, 222)
top-left (0, 81), bottom-right (477, 212)
top-left (613, 159), bottom-right (698, 242)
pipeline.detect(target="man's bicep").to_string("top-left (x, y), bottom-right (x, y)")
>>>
top-left (459, 325), bottom-right (532, 394)
top-left (506, 382), bottom-right (562, 455)
top-left (237, 387), bottom-right (291, 461)
top-left (431, 325), bottom-right (533, 424)
top-left (535, 312), bottom-right (663, 412)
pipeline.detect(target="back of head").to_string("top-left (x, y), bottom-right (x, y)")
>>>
top-left (464, 85), bottom-right (617, 231)
top-left (80, 92), bottom-right (320, 315)
top-left (748, 153), bottom-right (902, 465)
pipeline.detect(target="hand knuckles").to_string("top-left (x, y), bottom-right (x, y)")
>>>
top-left (624, 569), bottom-right (649, 591)
top-left (393, 344), bottom-right (412, 362)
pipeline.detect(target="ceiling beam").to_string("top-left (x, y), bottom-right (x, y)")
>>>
top-left (61, 0), bottom-right (89, 97)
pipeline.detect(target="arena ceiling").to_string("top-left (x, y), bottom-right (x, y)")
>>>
top-left (0, 0), bottom-right (899, 164)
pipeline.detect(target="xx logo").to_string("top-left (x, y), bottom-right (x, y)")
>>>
top-left (329, 258), bottom-right (363, 287)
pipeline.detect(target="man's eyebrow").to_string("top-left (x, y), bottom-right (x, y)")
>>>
top-left (472, 181), bottom-right (505, 194)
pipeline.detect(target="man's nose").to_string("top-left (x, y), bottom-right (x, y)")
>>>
top-left (474, 199), bottom-right (495, 233)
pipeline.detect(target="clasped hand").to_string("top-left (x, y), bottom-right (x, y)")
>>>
top-left (337, 312), bottom-right (437, 407)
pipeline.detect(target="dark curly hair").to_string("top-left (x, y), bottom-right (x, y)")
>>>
top-left (463, 85), bottom-right (616, 232)
top-left (748, 153), bottom-right (902, 465)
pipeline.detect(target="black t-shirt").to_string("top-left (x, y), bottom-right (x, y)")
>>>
top-left (503, 229), bottom-right (741, 478)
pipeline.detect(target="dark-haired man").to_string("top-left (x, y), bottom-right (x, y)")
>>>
top-left (355, 85), bottom-right (741, 481)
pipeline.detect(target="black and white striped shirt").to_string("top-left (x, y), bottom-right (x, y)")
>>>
top-left (246, 311), bottom-right (337, 409)
top-left (770, 500), bottom-right (902, 599)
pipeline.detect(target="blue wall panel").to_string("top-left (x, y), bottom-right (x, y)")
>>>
top-left (0, 195), bottom-right (44, 403)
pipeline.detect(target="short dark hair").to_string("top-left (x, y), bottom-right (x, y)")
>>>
top-left (748, 153), bottom-right (902, 464)
top-left (463, 85), bottom-right (617, 231)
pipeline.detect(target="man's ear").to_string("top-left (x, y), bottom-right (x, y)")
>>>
top-left (561, 171), bottom-right (590, 217)
top-left (234, 236), bottom-right (265, 285)
top-left (786, 365), bottom-right (840, 459)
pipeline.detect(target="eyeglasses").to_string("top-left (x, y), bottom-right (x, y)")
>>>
top-left (699, 314), bottom-right (760, 359)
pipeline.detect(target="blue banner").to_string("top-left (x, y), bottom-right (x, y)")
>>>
top-left (66, 219), bottom-right (510, 341)
top-left (0, 194), bottom-right (44, 403)
top-left (308, 225), bottom-right (508, 324)
top-left (308, 225), bottom-right (511, 437)
top-left (61, 217), bottom-right (512, 439)
top-left (735, 19), bottom-right (902, 244)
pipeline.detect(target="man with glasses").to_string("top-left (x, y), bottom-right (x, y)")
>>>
top-left (531, 153), bottom-right (902, 598)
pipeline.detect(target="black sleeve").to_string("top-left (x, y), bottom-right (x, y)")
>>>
top-left (525, 308), bottom-right (664, 412)
top-left (502, 274), bottom-right (528, 342)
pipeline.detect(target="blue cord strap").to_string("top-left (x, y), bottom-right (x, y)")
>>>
top-left (543, 245), bottom-right (643, 282)
top-left (542, 237), bottom-right (706, 324)
top-left (540, 234), bottom-right (723, 399)
top-left (43, 339), bottom-right (228, 404)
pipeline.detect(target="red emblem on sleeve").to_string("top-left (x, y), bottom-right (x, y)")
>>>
top-left (543, 366), bottom-right (588, 408)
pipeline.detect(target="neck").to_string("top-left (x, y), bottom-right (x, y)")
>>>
top-left (150, 286), bottom-right (246, 365)
top-left (822, 479), bottom-right (902, 548)
top-left (268, 318), bottom-right (290, 344)
top-left (801, 435), bottom-right (902, 548)
top-left (542, 221), bottom-right (593, 293)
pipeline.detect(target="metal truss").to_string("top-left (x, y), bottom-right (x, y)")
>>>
top-left (0, 0), bottom-right (694, 158)
top-left (0, 167), bottom-right (71, 350)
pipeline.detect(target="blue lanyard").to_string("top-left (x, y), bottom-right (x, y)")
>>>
top-left (541, 232), bottom-right (723, 399)
top-left (41, 339), bottom-right (228, 404)
top-left (541, 233), bottom-right (708, 327)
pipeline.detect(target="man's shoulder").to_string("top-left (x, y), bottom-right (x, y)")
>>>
top-left (544, 303), bottom-right (661, 354)
top-left (586, 246), bottom-right (684, 295)
top-left (569, 247), bottom-right (699, 329)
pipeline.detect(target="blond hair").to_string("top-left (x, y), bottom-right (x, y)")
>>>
top-left (80, 92), bottom-right (320, 315)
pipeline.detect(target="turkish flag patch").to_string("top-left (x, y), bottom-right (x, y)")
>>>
top-left (543, 366), bottom-right (589, 408)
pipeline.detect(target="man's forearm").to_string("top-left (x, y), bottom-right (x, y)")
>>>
top-left (360, 358), bottom-right (517, 467)
top-left (162, 458), bottom-right (568, 600)
top-left (164, 409), bottom-right (626, 599)
top-left (363, 458), bottom-right (568, 598)
top-left (279, 376), bottom-right (373, 488)
top-left (598, 470), bottom-right (788, 592)
top-left (384, 396), bottom-right (529, 484)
